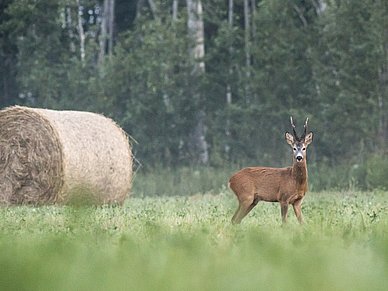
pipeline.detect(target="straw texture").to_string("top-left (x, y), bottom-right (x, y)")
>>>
top-left (0, 106), bottom-right (132, 205)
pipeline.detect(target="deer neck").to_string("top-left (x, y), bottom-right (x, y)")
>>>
top-left (292, 160), bottom-right (308, 187)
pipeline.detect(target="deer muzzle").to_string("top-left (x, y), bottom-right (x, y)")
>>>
top-left (296, 154), bottom-right (303, 162)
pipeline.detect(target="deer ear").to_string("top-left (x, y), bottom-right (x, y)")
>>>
top-left (305, 132), bottom-right (313, 145)
top-left (285, 132), bottom-right (294, 146)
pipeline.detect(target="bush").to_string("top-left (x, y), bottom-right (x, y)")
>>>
top-left (132, 166), bottom-right (235, 197)
top-left (131, 157), bottom-right (388, 197)
top-left (366, 155), bottom-right (388, 190)
top-left (308, 163), bottom-right (351, 191)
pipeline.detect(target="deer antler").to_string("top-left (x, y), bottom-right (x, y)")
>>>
top-left (301, 117), bottom-right (309, 140)
top-left (290, 116), bottom-right (299, 140)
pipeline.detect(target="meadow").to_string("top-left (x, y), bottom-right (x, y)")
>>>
top-left (0, 186), bottom-right (387, 291)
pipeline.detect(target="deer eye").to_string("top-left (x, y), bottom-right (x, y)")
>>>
top-left (293, 147), bottom-right (297, 151)
top-left (302, 147), bottom-right (306, 151)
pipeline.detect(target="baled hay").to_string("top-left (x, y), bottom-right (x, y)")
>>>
top-left (0, 106), bottom-right (132, 205)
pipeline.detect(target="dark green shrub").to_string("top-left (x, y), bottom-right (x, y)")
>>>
top-left (366, 155), bottom-right (388, 190)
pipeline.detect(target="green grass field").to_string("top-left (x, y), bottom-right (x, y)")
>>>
top-left (0, 190), bottom-right (387, 291)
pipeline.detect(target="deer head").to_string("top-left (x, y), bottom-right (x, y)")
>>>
top-left (285, 117), bottom-right (313, 163)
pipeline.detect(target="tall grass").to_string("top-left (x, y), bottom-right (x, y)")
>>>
top-left (131, 162), bottom-right (388, 197)
top-left (0, 190), bottom-right (387, 290)
top-left (132, 166), bottom-right (234, 196)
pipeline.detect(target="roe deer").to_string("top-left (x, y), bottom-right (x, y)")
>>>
top-left (229, 117), bottom-right (313, 224)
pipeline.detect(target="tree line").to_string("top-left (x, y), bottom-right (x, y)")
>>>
top-left (0, 0), bottom-right (387, 188)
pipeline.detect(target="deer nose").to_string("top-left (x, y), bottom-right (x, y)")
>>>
top-left (296, 156), bottom-right (303, 161)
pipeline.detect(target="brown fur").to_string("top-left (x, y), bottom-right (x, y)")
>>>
top-left (229, 123), bottom-right (313, 224)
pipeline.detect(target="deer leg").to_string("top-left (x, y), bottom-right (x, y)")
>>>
top-left (231, 204), bottom-right (242, 224)
top-left (280, 202), bottom-right (289, 224)
top-left (292, 198), bottom-right (304, 224)
top-left (232, 194), bottom-right (260, 224)
top-left (231, 200), bottom-right (251, 224)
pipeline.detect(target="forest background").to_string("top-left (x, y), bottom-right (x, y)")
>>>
top-left (0, 0), bottom-right (387, 191)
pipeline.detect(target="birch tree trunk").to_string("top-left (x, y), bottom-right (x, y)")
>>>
top-left (225, 0), bottom-right (233, 157)
top-left (147, 0), bottom-right (158, 19)
top-left (108, 0), bottom-right (115, 57)
top-left (187, 0), bottom-right (205, 72)
top-left (98, 0), bottom-right (108, 65)
top-left (66, 6), bottom-right (75, 53)
top-left (378, 0), bottom-right (388, 151)
top-left (244, 0), bottom-right (251, 103)
top-left (172, 0), bottom-right (178, 22)
top-left (76, 0), bottom-right (85, 63)
top-left (187, 0), bottom-right (208, 164)
top-left (226, 0), bottom-right (233, 106)
top-left (313, 0), bottom-right (327, 14)
top-left (251, 0), bottom-right (256, 40)
top-left (98, 0), bottom-right (115, 65)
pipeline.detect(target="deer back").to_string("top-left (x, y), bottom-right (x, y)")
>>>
top-left (229, 166), bottom-right (299, 202)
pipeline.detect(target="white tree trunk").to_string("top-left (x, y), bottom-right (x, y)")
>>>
top-left (251, 0), bottom-right (256, 40)
top-left (76, 0), bottom-right (85, 63)
top-left (108, 0), bottom-right (115, 57)
top-left (226, 0), bottom-right (234, 104)
top-left (147, 0), bottom-right (158, 19)
top-left (378, 7), bottom-right (388, 151)
top-left (187, 0), bottom-right (205, 73)
top-left (187, 0), bottom-right (208, 164)
top-left (244, 0), bottom-right (251, 102)
top-left (172, 0), bottom-right (178, 22)
top-left (225, 0), bottom-right (233, 156)
top-left (66, 6), bottom-right (75, 53)
top-left (313, 0), bottom-right (327, 14)
top-left (99, 0), bottom-right (115, 65)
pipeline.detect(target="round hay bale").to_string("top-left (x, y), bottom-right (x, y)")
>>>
top-left (0, 106), bottom-right (132, 205)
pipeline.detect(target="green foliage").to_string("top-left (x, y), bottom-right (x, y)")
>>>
top-left (0, 191), bottom-right (387, 290)
top-left (0, 0), bottom-right (387, 189)
top-left (132, 162), bottom-right (388, 195)
top-left (103, 16), bottom-right (201, 165)
top-left (309, 162), bottom-right (365, 191)
top-left (313, 0), bottom-right (387, 160)
top-left (7, 0), bottom-right (68, 106)
top-left (366, 155), bottom-right (388, 190)
top-left (132, 166), bottom-right (234, 197)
